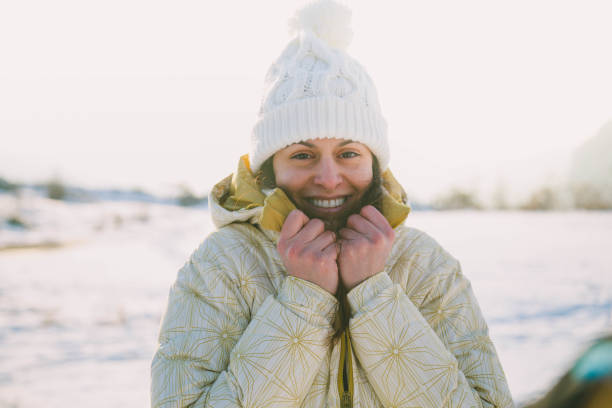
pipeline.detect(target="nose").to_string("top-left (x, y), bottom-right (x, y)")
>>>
top-left (313, 157), bottom-right (343, 191)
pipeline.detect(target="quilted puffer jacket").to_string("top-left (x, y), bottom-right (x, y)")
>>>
top-left (151, 155), bottom-right (514, 408)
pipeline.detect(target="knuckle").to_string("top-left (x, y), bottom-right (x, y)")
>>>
top-left (344, 243), bottom-right (355, 256)
top-left (285, 210), bottom-right (297, 224)
top-left (314, 253), bottom-right (326, 266)
top-left (372, 233), bottom-right (384, 246)
top-left (347, 214), bottom-right (359, 225)
top-left (287, 209), bottom-right (307, 226)
top-left (289, 209), bottom-right (303, 219)
top-left (310, 218), bottom-right (324, 230)
top-left (286, 244), bottom-right (300, 259)
top-left (358, 238), bottom-right (370, 250)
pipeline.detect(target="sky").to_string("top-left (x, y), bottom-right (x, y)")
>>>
top-left (1, 0), bottom-right (612, 203)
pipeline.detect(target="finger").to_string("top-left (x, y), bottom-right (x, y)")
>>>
top-left (294, 218), bottom-right (326, 243)
top-left (279, 209), bottom-right (309, 242)
top-left (308, 230), bottom-right (336, 252)
top-left (322, 241), bottom-right (339, 259)
top-left (338, 227), bottom-right (361, 241)
top-left (360, 205), bottom-right (394, 237)
top-left (346, 213), bottom-right (380, 239)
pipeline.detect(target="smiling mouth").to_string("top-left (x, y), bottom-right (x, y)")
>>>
top-left (308, 196), bottom-right (347, 208)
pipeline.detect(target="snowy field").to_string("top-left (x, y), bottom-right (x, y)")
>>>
top-left (1, 194), bottom-right (611, 407)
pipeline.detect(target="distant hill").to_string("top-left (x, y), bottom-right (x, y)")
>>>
top-left (0, 180), bottom-right (208, 208)
top-left (569, 120), bottom-right (612, 207)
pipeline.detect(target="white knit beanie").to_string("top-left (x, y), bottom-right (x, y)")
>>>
top-left (249, 0), bottom-right (389, 172)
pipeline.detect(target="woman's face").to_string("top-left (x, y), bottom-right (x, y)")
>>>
top-left (273, 137), bottom-right (374, 231)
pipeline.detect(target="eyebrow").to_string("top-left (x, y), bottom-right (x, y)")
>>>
top-left (296, 139), bottom-right (356, 148)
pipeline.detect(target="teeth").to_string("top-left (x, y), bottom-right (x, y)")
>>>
top-left (311, 197), bottom-right (346, 208)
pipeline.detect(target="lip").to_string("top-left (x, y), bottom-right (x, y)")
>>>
top-left (305, 195), bottom-right (350, 200)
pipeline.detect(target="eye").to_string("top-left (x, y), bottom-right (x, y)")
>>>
top-left (290, 152), bottom-right (313, 160)
top-left (339, 151), bottom-right (360, 159)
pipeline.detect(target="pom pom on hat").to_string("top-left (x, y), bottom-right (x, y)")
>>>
top-left (288, 0), bottom-right (353, 51)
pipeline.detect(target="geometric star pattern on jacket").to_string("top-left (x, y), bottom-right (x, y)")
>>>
top-left (151, 221), bottom-right (515, 407)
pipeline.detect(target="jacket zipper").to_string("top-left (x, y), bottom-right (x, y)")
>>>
top-left (338, 330), bottom-right (353, 408)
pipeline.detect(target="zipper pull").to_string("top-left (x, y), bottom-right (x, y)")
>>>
top-left (341, 393), bottom-right (352, 408)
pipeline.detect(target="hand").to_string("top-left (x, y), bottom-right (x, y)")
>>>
top-left (277, 209), bottom-right (340, 295)
top-left (338, 205), bottom-right (395, 291)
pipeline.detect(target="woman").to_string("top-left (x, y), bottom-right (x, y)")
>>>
top-left (151, 1), bottom-right (514, 407)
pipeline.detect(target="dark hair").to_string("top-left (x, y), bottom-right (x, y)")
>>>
top-left (360, 154), bottom-right (383, 212)
top-left (255, 156), bottom-right (277, 189)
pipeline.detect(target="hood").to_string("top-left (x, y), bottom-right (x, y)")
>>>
top-left (209, 154), bottom-right (411, 236)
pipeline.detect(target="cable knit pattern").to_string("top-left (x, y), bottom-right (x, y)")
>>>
top-left (250, 23), bottom-right (389, 172)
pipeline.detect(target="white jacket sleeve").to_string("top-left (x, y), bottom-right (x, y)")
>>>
top-left (151, 233), bottom-right (338, 407)
top-left (346, 234), bottom-right (514, 408)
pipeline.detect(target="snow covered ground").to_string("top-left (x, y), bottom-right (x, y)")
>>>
top-left (0, 193), bottom-right (611, 407)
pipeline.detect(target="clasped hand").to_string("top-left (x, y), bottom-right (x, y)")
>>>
top-left (277, 206), bottom-right (395, 295)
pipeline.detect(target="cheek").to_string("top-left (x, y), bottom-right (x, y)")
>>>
top-left (272, 155), bottom-right (290, 188)
top-left (350, 166), bottom-right (373, 190)
top-left (273, 165), bottom-right (307, 192)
